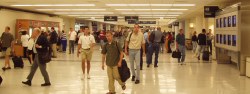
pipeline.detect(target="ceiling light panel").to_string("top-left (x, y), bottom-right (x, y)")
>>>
top-left (37, 9), bottom-right (106, 11)
top-left (11, 4), bottom-right (95, 7)
top-left (68, 15), bottom-right (104, 16)
top-left (55, 12), bottom-right (114, 14)
top-left (106, 4), bottom-right (195, 7)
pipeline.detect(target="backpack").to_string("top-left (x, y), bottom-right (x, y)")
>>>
top-left (149, 31), bottom-right (155, 43)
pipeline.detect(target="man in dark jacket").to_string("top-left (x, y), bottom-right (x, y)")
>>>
top-left (197, 29), bottom-right (207, 60)
top-left (22, 28), bottom-right (51, 86)
top-left (49, 27), bottom-right (58, 58)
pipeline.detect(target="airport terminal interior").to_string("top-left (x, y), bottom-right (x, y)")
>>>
top-left (0, 0), bottom-right (250, 94)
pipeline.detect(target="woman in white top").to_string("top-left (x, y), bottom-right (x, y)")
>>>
top-left (26, 32), bottom-right (35, 64)
top-left (21, 31), bottom-right (30, 58)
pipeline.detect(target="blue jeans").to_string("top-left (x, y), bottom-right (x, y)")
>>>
top-left (177, 45), bottom-right (186, 62)
top-left (146, 43), bottom-right (160, 66)
top-left (61, 40), bottom-right (67, 51)
top-left (129, 49), bottom-right (141, 80)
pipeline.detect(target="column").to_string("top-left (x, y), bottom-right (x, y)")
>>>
top-left (106, 24), bottom-right (110, 31)
top-left (98, 22), bottom-right (103, 31)
top-left (88, 21), bottom-right (93, 33)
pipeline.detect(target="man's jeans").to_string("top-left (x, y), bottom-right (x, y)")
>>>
top-left (146, 43), bottom-right (160, 66)
top-left (129, 49), bottom-right (141, 80)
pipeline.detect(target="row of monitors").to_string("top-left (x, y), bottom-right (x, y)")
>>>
top-left (216, 34), bottom-right (236, 46)
top-left (216, 15), bottom-right (237, 28)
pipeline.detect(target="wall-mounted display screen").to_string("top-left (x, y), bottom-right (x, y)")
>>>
top-left (232, 15), bottom-right (237, 27)
top-left (223, 17), bottom-right (227, 27)
top-left (220, 34), bottom-right (223, 44)
top-left (216, 34), bottom-right (219, 43)
top-left (228, 16), bottom-right (231, 27)
top-left (220, 18), bottom-right (223, 28)
top-left (216, 19), bottom-right (219, 28)
top-left (223, 35), bottom-right (227, 44)
top-left (228, 35), bottom-right (231, 45)
top-left (232, 35), bottom-right (236, 46)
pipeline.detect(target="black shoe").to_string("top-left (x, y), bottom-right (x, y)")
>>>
top-left (22, 80), bottom-right (32, 86)
top-left (2, 67), bottom-right (6, 71)
top-left (140, 67), bottom-right (143, 70)
top-left (135, 80), bottom-right (140, 84)
top-left (154, 65), bottom-right (158, 68)
top-left (6, 67), bottom-right (11, 69)
top-left (147, 64), bottom-right (150, 68)
top-left (41, 83), bottom-right (51, 86)
top-left (198, 56), bottom-right (200, 60)
top-left (131, 76), bottom-right (135, 81)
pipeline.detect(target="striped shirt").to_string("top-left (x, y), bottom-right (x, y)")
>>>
top-left (61, 33), bottom-right (67, 40)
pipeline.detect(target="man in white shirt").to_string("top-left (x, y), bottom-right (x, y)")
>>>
top-left (77, 27), bottom-right (96, 80)
top-left (125, 24), bottom-right (145, 84)
top-left (68, 28), bottom-right (77, 54)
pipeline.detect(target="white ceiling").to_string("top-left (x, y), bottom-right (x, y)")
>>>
top-left (0, 0), bottom-right (237, 26)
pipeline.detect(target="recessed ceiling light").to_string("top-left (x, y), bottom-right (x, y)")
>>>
top-left (11, 4), bottom-right (95, 7)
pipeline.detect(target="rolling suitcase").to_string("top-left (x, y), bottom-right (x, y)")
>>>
top-left (12, 56), bottom-right (24, 68)
top-left (202, 46), bottom-right (210, 61)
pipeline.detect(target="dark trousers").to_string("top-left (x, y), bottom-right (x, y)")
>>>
top-left (69, 40), bottom-right (75, 54)
top-left (61, 40), bottom-right (67, 51)
top-left (27, 50), bottom-right (35, 64)
top-left (23, 47), bottom-right (28, 58)
top-left (167, 40), bottom-right (172, 53)
top-left (147, 43), bottom-right (160, 66)
top-left (27, 54), bottom-right (50, 83)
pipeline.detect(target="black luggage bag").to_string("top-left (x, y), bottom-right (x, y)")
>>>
top-left (12, 56), bottom-right (24, 68)
top-left (202, 46), bottom-right (210, 61)
top-left (172, 51), bottom-right (181, 58)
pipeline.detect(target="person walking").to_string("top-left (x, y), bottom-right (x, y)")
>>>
top-left (207, 29), bottom-right (214, 54)
top-left (197, 29), bottom-right (207, 60)
top-left (61, 30), bottom-right (67, 52)
top-left (124, 24), bottom-right (145, 84)
top-left (176, 29), bottom-right (186, 65)
top-left (22, 28), bottom-right (51, 86)
top-left (77, 27), bottom-right (96, 80)
top-left (192, 31), bottom-right (198, 54)
top-left (101, 31), bottom-right (126, 94)
top-left (49, 27), bottom-right (58, 58)
top-left (1, 26), bottom-right (14, 71)
top-left (147, 27), bottom-right (163, 68)
top-left (68, 28), bottom-right (77, 54)
top-left (21, 31), bottom-right (29, 58)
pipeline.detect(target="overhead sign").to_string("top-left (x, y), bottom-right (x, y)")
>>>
top-left (104, 16), bottom-right (118, 21)
top-left (125, 16), bottom-right (139, 21)
top-left (128, 20), bottom-right (156, 24)
top-left (173, 22), bottom-right (179, 26)
top-left (204, 6), bottom-right (219, 18)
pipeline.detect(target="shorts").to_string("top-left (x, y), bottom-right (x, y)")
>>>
top-left (2, 47), bottom-right (11, 56)
top-left (81, 49), bottom-right (93, 61)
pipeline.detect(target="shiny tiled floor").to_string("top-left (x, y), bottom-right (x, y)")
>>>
top-left (0, 46), bottom-right (250, 94)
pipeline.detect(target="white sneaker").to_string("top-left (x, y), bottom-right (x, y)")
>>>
top-left (81, 75), bottom-right (85, 80)
top-left (87, 74), bottom-right (91, 79)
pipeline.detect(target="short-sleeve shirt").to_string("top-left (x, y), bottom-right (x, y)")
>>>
top-left (1, 32), bottom-right (14, 48)
top-left (102, 41), bottom-right (122, 67)
top-left (78, 34), bottom-right (96, 49)
top-left (21, 34), bottom-right (30, 47)
top-left (69, 31), bottom-right (77, 40)
top-left (126, 32), bottom-right (145, 49)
